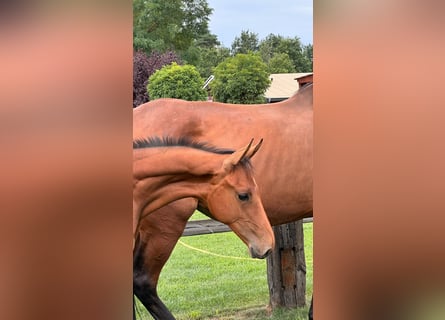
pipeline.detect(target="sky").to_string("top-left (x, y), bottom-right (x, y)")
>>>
top-left (206, 0), bottom-right (313, 48)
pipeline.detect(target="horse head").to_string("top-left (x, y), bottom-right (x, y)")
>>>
top-left (205, 139), bottom-right (275, 259)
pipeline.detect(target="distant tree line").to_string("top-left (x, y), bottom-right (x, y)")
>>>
top-left (133, 0), bottom-right (312, 106)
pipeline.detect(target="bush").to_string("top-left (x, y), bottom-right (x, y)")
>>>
top-left (147, 63), bottom-right (207, 101)
top-left (212, 53), bottom-right (271, 104)
top-left (133, 51), bottom-right (181, 107)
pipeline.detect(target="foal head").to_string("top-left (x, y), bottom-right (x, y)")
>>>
top-left (206, 139), bottom-right (275, 259)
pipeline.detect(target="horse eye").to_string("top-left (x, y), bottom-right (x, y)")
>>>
top-left (237, 193), bottom-right (250, 202)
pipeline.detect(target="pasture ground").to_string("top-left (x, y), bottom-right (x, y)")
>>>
top-left (135, 213), bottom-right (313, 320)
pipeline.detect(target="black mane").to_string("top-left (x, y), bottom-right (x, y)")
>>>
top-left (133, 136), bottom-right (254, 172)
top-left (133, 136), bottom-right (234, 155)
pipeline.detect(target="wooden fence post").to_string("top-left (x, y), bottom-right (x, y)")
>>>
top-left (267, 219), bottom-right (306, 309)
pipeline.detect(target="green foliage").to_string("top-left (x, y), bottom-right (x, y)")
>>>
top-left (133, 2), bottom-right (313, 108)
top-left (182, 45), bottom-right (231, 78)
top-left (303, 43), bottom-right (313, 66)
top-left (259, 34), bottom-right (312, 72)
top-left (268, 53), bottom-right (296, 73)
top-left (133, 0), bottom-right (213, 54)
top-left (212, 53), bottom-right (271, 104)
top-left (231, 30), bottom-right (259, 54)
top-left (194, 33), bottom-right (220, 48)
top-left (147, 62), bottom-right (207, 101)
top-left (133, 50), bottom-right (181, 106)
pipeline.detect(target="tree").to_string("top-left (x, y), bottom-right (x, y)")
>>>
top-left (133, 0), bottom-right (213, 54)
top-left (147, 62), bottom-right (207, 101)
top-left (267, 53), bottom-right (296, 73)
top-left (258, 34), bottom-right (282, 63)
top-left (231, 30), bottom-right (259, 55)
top-left (199, 46), bottom-right (231, 77)
top-left (194, 32), bottom-right (220, 48)
top-left (259, 34), bottom-right (313, 72)
top-left (182, 45), bottom-right (231, 78)
top-left (303, 43), bottom-right (313, 66)
top-left (212, 53), bottom-right (271, 104)
top-left (133, 50), bottom-right (181, 107)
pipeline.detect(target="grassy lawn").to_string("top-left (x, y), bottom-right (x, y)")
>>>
top-left (136, 213), bottom-right (313, 320)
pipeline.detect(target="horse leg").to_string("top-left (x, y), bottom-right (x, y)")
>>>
top-left (133, 198), bottom-right (197, 320)
top-left (308, 295), bottom-right (313, 320)
top-left (134, 230), bottom-right (175, 320)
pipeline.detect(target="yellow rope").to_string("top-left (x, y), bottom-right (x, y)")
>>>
top-left (177, 239), bottom-right (264, 262)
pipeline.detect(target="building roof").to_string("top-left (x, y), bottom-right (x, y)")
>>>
top-left (264, 73), bottom-right (313, 101)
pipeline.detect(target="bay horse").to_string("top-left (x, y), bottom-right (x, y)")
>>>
top-left (133, 136), bottom-right (274, 259)
top-left (133, 83), bottom-right (313, 319)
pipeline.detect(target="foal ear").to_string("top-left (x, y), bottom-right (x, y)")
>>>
top-left (245, 138), bottom-right (263, 160)
top-left (222, 139), bottom-right (260, 172)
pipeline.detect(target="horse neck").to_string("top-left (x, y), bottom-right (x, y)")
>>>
top-left (133, 147), bottom-right (225, 217)
top-left (135, 175), bottom-right (212, 220)
top-left (133, 147), bottom-right (225, 178)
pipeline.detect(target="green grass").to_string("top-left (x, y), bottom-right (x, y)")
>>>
top-left (188, 211), bottom-right (209, 221)
top-left (136, 214), bottom-right (313, 320)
